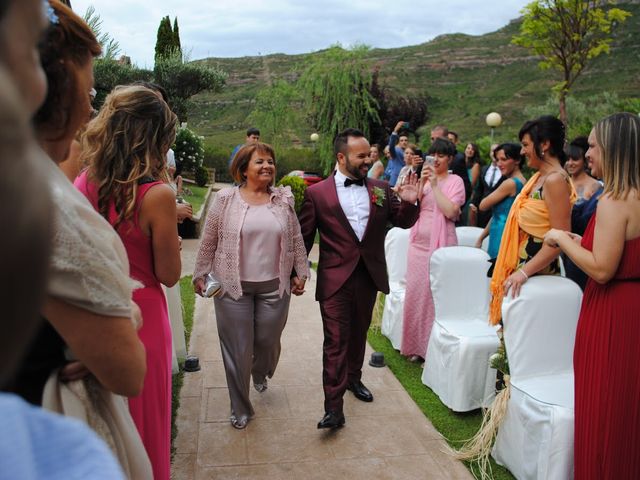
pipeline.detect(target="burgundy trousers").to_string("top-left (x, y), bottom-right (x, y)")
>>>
top-left (319, 261), bottom-right (378, 413)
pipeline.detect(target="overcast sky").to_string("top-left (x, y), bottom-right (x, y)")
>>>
top-left (71, 1), bottom-right (532, 68)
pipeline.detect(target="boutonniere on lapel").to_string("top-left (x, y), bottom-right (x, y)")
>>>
top-left (371, 186), bottom-right (385, 207)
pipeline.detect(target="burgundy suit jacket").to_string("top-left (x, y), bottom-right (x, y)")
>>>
top-left (298, 174), bottom-right (419, 301)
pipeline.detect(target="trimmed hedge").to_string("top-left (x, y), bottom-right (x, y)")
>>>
top-left (277, 175), bottom-right (307, 214)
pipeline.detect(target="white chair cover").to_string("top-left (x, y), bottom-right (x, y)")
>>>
top-left (421, 246), bottom-right (498, 411)
top-left (455, 226), bottom-right (489, 252)
top-left (381, 227), bottom-right (410, 350)
top-left (163, 284), bottom-right (186, 374)
top-left (492, 276), bottom-right (582, 480)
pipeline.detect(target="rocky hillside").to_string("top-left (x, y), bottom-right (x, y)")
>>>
top-left (189, 2), bottom-right (640, 147)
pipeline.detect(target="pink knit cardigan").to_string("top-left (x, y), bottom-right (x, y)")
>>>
top-left (193, 186), bottom-right (310, 300)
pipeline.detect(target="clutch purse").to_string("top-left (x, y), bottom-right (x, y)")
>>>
top-left (204, 273), bottom-right (222, 297)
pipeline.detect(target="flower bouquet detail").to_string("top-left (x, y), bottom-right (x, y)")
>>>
top-left (371, 186), bottom-right (385, 207)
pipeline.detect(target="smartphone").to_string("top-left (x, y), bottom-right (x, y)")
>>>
top-left (413, 149), bottom-right (424, 176)
top-left (424, 155), bottom-right (435, 166)
top-left (403, 122), bottom-right (410, 129)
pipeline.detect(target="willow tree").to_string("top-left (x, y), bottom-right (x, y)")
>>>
top-left (298, 44), bottom-right (379, 173)
top-left (512, 0), bottom-right (630, 125)
top-left (248, 80), bottom-right (303, 150)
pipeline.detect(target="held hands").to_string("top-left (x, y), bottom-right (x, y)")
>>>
top-left (194, 277), bottom-right (205, 297)
top-left (396, 171), bottom-right (419, 204)
top-left (290, 276), bottom-right (306, 296)
top-left (544, 228), bottom-right (582, 248)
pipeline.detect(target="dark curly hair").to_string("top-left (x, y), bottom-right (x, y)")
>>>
top-left (518, 115), bottom-right (567, 166)
top-left (33, 0), bottom-right (101, 140)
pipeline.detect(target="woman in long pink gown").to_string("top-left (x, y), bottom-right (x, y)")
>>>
top-left (75, 85), bottom-right (181, 480)
top-left (401, 138), bottom-right (465, 361)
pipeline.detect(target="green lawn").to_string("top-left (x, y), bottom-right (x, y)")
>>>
top-left (367, 328), bottom-right (515, 480)
top-left (182, 185), bottom-right (209, 215)
top-left (171, 276), bottom-right (196, 456)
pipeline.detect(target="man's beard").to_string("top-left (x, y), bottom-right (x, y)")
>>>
top-left (345, 159), bottom-right (367, 179)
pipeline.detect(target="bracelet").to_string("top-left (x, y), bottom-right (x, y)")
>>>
top-left (518, 269), bottom-right (529, 281)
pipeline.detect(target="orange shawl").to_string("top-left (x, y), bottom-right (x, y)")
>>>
top-left (488, 172), bottom-right (576, 325)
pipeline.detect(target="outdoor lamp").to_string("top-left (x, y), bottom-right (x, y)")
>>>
top-left (486, 112), bottom-right (502, 141)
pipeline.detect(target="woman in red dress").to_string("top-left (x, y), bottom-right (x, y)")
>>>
top-left (545, 112), bottom-right (640, 479)
top-left (76, 85), bottom-right (180, 480)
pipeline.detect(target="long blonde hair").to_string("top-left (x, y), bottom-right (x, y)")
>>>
top-left (596, 112), bottom-right (640, 200)
top-left (81, 85), bottom-right (177, 227)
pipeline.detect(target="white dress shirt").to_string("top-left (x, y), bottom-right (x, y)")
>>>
top-left (484, 163), bottom-right (500, 188)
top-left (334, 170), bottom-right (370, 241)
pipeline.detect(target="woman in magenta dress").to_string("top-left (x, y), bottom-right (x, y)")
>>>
top-left (75, 85), bottom-right (180, 480)
top-left (401, 138), bottom-right (465, 362)
top-left (545, 112), bottom-right (640, 479)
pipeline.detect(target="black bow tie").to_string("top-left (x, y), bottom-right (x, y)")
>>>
top-left (344, 177), bottom-right (365, 187)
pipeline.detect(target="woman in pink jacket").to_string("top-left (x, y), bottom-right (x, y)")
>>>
top-left (193, 142), bottom-right (309, 429)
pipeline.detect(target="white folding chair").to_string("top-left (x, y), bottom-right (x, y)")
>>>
top-left (380, 227), bottom-right (410, 350)
top-left (492, 276), bottom-right (582, 480)
top-left (421, 246), bottom-right (498, 412)
top-left (455, 226), bottom-right (489, 252)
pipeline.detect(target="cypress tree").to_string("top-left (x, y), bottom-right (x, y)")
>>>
top-left (154, 16), bottom-right (173, 63)
top-left (173, 17), bottom-right (182, 55)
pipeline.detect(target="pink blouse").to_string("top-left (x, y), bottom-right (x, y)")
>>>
top-left (239, 204), bottom-right (281, 281)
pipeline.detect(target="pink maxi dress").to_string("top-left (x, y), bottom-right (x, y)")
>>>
top-left (75, 172), bottom-right (172, 480)
top-left (401, 174), bottom-right (465, 358)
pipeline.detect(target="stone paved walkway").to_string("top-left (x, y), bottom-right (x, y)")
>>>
top-left (172, 239), bottom-right (472, 479)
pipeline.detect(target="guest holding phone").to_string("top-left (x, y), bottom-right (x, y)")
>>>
top-left (401, 138), bottom-right (465, 362)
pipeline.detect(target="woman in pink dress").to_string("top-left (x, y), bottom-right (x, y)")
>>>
top-left (401, 138), bottom-right (465, 362)
top-left (75, 85), bottom-right (180, 480)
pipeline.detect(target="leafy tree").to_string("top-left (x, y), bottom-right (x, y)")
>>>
top-left (368, 68), bottom-right (430, 146)
top-left (512, 0), bottom-right (630, 125)
top-left (248, 80), bottom-right (303, 149)
top-left (524, 91), bottom-right (635, 138)
top-left (154, 50), bottom-right (226, 121)
top-left (155, 16), bottom-right (174, 64)
top-left (93, 59), bottom-right (153, 108)
top-left (298, 44), bottom-right (380, 173)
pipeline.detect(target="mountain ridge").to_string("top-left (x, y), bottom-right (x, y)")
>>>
top-left (189, 2), bottom-right (640, 146)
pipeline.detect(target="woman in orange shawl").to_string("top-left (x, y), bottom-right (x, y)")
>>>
top-left (489, 116), bottom-right (576, 325)
top-left (456, 116), bottom-right (576, 465)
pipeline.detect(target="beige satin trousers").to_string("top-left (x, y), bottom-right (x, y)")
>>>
top-left (213, 278), bottom-right (291, 422)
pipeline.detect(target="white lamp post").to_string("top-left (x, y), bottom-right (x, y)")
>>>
top-left (486, 112), bottom-right (502, 142)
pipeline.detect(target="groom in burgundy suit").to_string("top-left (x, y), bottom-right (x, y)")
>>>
top-left (298, 128), bottom-right (420, 429)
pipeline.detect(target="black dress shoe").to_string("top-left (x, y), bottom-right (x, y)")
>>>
top-left (347, 380), bottom-right (374, 402)
top-left (317, 411), bottom-right (345, 429)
